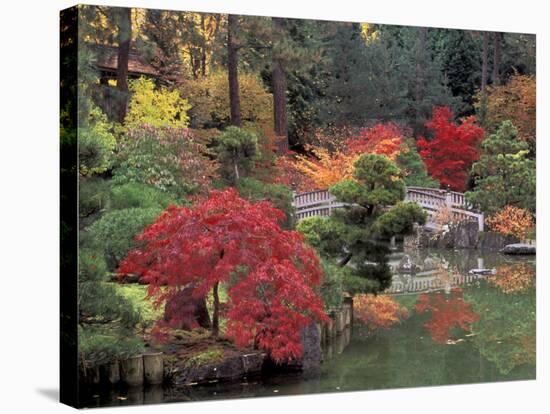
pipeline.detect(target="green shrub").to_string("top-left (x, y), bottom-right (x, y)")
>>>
top-left (87, 207), bottom-right (161, 270)
top-left (78, 105), bottom-right (116, 176)
top-left (110, 182), bottom-right (180, 210)
top-left (79, 326), bottom-right (144, 365)
top-left (113, 126), bottom-right (217, 196)
top-left (214, 127), bottom-right (259, 184)
top-left (320, 260), bottom-right (344, 309)
top-left (236, 177), bottom-right (294, 227)
top-left (79, 177), bottom-right (111, 227)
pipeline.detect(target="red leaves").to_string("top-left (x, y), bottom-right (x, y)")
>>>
top-left (345, 122), bottom-right (404, 160)
top-left (117, 188), bottom-right (327, 362)
top-left (416, 288), bottom-right (479, 343)
top-left (417, 106), bottom-right (484, 192)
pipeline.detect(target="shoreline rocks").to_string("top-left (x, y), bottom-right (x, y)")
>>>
top-left (500, 243), bottom-right (536, 255)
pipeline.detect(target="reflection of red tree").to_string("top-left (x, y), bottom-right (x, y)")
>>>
top-left (416, 288), bottom-right (479, 343)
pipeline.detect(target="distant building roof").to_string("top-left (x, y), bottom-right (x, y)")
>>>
top-left (90, 44), bottom-right (160, 78)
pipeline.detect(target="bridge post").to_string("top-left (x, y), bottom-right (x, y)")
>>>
top-left (445, 188), bottom-right (453, 208)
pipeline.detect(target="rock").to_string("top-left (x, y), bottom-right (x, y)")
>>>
top-left (297, 323), bottom-right (323, 371)
top-left (422, 257), bottom-right (438, 271)
top-left (468, 268), bottom-right (497, 275)
top-left (453, 221), bottom-right (479, 249)
top-left (173, 351), bottom-right (266, 385)
top-left (479, 231), bottom-right (519, 250)
top-left (500, 243), bottom-right (536, 255)
top-left (397, 254), bottom-right (420, 273)
top-left (163, 286), bottom-right (211, 330)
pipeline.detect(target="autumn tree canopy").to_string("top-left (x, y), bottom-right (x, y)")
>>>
top-left (117, 189), bottom-right (327, 362)
top-left (418, 106), bottom-right (484, 192)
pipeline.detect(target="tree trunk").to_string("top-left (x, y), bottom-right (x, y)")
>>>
top-left (116, 7), bottom-right (131, 123)
top-left (227, 14), bottom-right (242, 127)
top-left (481, 31), bottom-right (489, 92)
top-left (492, 32), bottom-right (501, 86)
top-left (200, 15), bottom-right (207, 77)
top-left (212, 281), bottom-right (220, 338)
top-left (414, 27), bottom-right (427, 135)
top-left (272, 17), bottom-right (288, 153)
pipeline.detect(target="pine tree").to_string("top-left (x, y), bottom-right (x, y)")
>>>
top-left (298, 154), bottom-right (426, 294)
top-left (466, 121), bottom-right (535, 214)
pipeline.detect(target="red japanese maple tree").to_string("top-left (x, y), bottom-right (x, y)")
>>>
top-left (417, 107), bottom-right (484, 192)
top-left (415, 288), bottom-right (479, 343)
top-left (117, 188), bottom-right (327, 362)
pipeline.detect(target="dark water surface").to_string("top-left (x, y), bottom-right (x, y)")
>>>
top-left (84, 249), bottom-right (536, 407)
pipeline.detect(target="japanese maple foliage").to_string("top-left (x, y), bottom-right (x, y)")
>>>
top-left (417, 107), bottom-right (484, 192)
top-left (117, 188), bottom-right (327, 362)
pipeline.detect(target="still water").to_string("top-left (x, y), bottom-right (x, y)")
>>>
top-left (87, 249), bottom-right (536, 407)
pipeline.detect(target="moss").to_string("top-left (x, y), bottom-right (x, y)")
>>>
top-left (184, 346), bottom-right (225, 368)
top-left (114, 283), bottom-right (163, 326)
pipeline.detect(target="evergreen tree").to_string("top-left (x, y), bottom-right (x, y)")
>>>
top-left (298, 154), bottom-right (426, 294)
top-left (396, 140), bottom-right (439, 188)
top-left (432, 29), bottom-right (482, 116)
top-left (466, 121), bottom-right (535, 214)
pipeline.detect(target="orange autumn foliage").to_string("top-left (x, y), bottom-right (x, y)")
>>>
top-left (293, 146), bottom-right (356, 190)
top-left (488, 262), bottom-right (535, 294)
top-left (280, 123), bottom-right (406, 190)
top-left (483, 75), bottom-right (536, 150)
top-left (354, 294), bottom-right (409, 331)
top-left (345, 123), bottom-right (404, 161)
top-left (416, 289), bottom-right (479, 343)
top-left (486, 205), bottom-right (535, 241)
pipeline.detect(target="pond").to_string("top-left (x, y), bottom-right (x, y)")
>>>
top-left (84, 249), bottom-right (536, 407)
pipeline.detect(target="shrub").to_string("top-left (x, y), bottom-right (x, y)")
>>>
top-left (78, 105), bottom-right (116, 176)
top-left (79, 177), bottom-right (111, 227)
top-left (486, 205), bottom-right (535, 241)
top-left (126, 77), bottom-right (191, 128)
top-left (110, 182), bottom-right (180, 210)
top-left (184, 70), bottom-right (272, 129)
top-left (236, 177), bottom-right (294, 227)
top-left (214, 126), bottom-right (259, 183)
top-left (87, 207), bottom-right (161, 270)
top-left (113, 126), bottom-right (218, 196)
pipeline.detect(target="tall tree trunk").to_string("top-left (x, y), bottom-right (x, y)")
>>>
top-left (414, 27), bottom-right (427, 135)
top-left (227, 14), bottom-right (242, 127)
top-left (492, 32), bottom-right (501, 86)
top-left (272, 17), bottom-right (288, 153)
top-left (116, 7), bottom-right (131, 123)
top-left (200, 15), bottom-right (207, 77)
top-left (481, 31), bottom-right (489, 92)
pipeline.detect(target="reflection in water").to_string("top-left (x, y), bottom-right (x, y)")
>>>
top-left (83, 249), bottom-right (535, 407)
top-left (415, 288), bottom-right (479, 343)
top-left (488, 262), bottom-right (536, 294)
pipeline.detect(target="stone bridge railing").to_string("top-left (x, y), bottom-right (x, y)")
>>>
top-left (293, 187), bottom-right (484, 231)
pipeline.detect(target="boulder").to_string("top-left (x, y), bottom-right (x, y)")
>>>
top-left (479, 231), bottom-right (519, 250)
top-left (396, 254), bottom-right (420, 273)
top-left (299, 323), bottom-right (323, 371)
top-left (453, 221), bottom-right (479, 248)
top-left (422, 257), bottom-right (438, 271)
top-left (500, 243), bottom-right (536, 255)
top-left (173, 351), bottom-right (266, 385)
